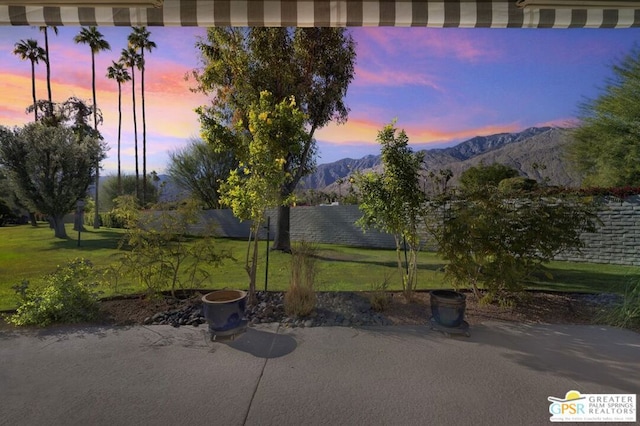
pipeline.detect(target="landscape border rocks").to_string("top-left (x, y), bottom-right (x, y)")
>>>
top-left (143, 291), bottom-right (392, 328)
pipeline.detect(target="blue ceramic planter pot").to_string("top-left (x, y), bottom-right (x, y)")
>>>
top-left (202, 290), bottom-right (248, 335)
top-left (429, 290), bottom-right (466, 328)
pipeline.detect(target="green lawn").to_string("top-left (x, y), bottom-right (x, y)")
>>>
top-left (0, 223), bottom-right (638, 311)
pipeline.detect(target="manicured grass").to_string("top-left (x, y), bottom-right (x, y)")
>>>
top-left (0, 224), bottom-right (638, 311)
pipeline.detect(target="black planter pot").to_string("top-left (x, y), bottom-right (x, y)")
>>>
top-left (429, 290), bottom-right (466, 328)
top-left (201, 290), bottom-right (248, 339)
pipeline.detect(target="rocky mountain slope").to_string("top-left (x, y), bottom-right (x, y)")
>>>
top-left (306, 126), bottom-right (581, 192)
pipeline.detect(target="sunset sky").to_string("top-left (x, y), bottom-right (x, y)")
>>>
top-left (1, 26), bottom-right (639, 175)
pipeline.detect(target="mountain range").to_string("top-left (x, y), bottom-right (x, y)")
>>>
top-left (301, 126), bottom-right (581, 192)
top-left (156, 126), bottom-right (580, 202)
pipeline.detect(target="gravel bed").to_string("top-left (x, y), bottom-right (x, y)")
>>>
top-left (143, 291), bottom-right (391, 328)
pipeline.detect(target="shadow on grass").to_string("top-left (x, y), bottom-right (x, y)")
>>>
top-left (529, 267), bottom-right (640, 293)
top-left (313, 249), bottom-right (446, 271)
top-left (45, 229), bottom-right (124, 252)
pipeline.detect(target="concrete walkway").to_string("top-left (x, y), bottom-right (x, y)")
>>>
top-left (1, 322), bottom-right (638, 425)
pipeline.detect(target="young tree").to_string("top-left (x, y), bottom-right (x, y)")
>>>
top-left (167, 138), bottom-right (237, 209)
top-left (434, 166), bottom-right (598, 305)
top-left (0, 123), bottom-right (106, 239)
top-left (219, 91), bottom-right (307, 303)
top-left (128, 27), bottom-right (156, 206)
top-left (106, 61), bottom-right (131, 195)
top-left (193, 28), bottom-right (356, 252)
top-left (353, 122), bottom-right (425, 301)
top-left (13, 39), bottom-right (45, 122)
top-left (120, 47), bottom-right (142, 200)
top-left (569, 47), bottom-right (640, 187)
top-left (39, 26), bottom-right (58, 118)
top-left (74, 27), bottom-right (111, 229)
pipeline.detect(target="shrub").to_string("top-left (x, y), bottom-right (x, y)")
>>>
top-left (369, 276), bottom-right (391, 312)
top-left (596, 277), bottom-right (640, 330)
top-left (110, 196), bottom-right (231, 298)
top-left (433, 187), bottom-right (599, 306)
top-left (284, 241), bottom-right (317, 317)
top-left (99, 212), bottom-right (126, 229)
top-left (7, 258), bottom-right (102, 326)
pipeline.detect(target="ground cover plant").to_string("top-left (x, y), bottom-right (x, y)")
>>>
top-left (0, 224), bottom-right (638, 312)
top-left (6, 258), bottom-right (101, 326)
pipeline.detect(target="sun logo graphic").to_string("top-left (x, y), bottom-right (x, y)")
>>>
top-left (548, 390), bottom-right (586, 418)
top-left (548, 390), bottom-right (636, 422)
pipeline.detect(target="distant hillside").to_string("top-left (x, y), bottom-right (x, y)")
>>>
top-left (311, 127), bottom-right (581, 193)
top-left (299, 155), bottom-right (380, 190)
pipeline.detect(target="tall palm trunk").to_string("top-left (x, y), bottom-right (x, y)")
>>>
top-left (117, 80), bottom-right (123, 194)
top-left (91, 52), bottom-right (100, 229)
top-left (30, 60), bottom-right (37, 121)
top-left (131, 67), bottom-right (139, 201)
top-left (43, 28), bottom-right (53, 118)
top-left (141, 50), bottom-right (147, 206)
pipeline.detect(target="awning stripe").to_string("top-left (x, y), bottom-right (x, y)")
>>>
top-left (0, 1), bottom-right (639, 28)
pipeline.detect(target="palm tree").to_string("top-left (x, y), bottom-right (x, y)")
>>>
top-left (74, 26), bottom-right (111, 229)
top-left (120, 46), bottom-right (142, 201)
top-left (106, 61), bottom-right (131, 195)
top-left (39, 26), bottom-right (58, 118)
top-left (13, 39), bottom-right (45, 122)
top-left (128, 27), bottom-right (156, 206)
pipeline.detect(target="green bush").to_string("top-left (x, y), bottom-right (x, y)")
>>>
top-left (99, 212), bottom-right (126, 229)
top-left (7, 258), bottom-right (102, 326)
top-left (596, 277), bottom-right (640, 329)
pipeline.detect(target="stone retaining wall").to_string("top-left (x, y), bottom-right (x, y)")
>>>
top-left (195, 199), bottom-right (639, 266)
top-left (554, 196), bottom-right (640, 266)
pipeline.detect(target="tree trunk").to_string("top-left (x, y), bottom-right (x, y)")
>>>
top-left (52, 214), bottom-right (67, 239)
top-left (117, 81), bottom-right (122, 195)
top-left (91, 53), bottom-right (100, 230)
top-left (141, 51), bottom-right (147, 207)
top-left (28, 212), bottom-right (37, 227)
top-left (44, 28), bottom-right (53, 118)
top-left (131, 67), bottom-right (139, 201)
top-left (271, 205), bottom-right (291, 253)
top-left (30, 61), bottom-right (37, 122)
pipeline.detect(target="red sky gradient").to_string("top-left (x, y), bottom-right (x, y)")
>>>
top-left (1, 26), bottom-right (639, 173)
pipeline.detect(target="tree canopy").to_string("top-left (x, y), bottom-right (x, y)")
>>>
top-left (167, 138), bottom-right (236, 209)
top-left (0, 122), bottom-right (106, 238)
top-left (569, 47), bottom-right (640, 187)
top-left (193, 27), bottom-right (356, 252)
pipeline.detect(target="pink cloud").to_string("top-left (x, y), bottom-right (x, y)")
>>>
top-left (356, 28), bottom-right (500, 63)
top-left (316, 118), bottom-right (523, 147)
top-left (534, 117), bottom-right (579, 128)
top-left (354, 66), bottom-right (441, 90)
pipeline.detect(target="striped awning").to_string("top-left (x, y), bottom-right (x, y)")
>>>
top-left (1, 0), bottom-right (639, 28)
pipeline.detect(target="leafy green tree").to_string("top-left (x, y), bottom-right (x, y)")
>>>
top-left (167, 138), bottom-right (237, 209)
top-left (193, 27), bottom-right (356, 252)
top-left (0, 123), bottom-right (106, 239)
top-left (106, 61), bottom-right (131, 194)
top-left (128, 27), bottom-right (156, 205)
top-left (354, 122), bottom-right (425, 301)
top-left (219, 91), bottom-right (307, 303)
top-left (569, 47), bottom-right (640, 187)
top-left (120, 46), bottom-right (142, 199)
top-left (13, 39), bottom-right (46, 121)
top-left (74, 27), bottom-right (111, 229)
